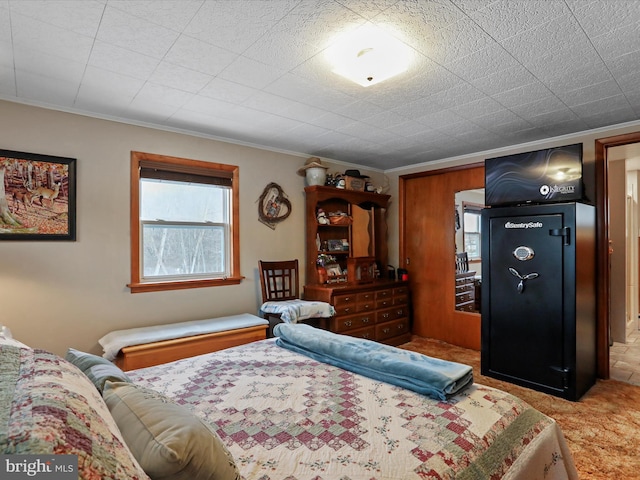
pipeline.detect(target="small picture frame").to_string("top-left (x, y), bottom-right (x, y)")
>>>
top-left (327, 239), bottom-right (344, 251)
top-left (325, 264), bottom-right (343, 276)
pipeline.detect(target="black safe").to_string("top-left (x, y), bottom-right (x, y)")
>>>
top-left (481, 202), bottom-right (596, 401)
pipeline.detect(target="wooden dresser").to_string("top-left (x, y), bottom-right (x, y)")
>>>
top-left (304, 280), bottom-right (411, 346)
top-left (455, 271), bottom-right (476, 312)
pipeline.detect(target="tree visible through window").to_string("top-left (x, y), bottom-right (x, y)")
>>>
top-left (129, 152), bottom-right (240, 293)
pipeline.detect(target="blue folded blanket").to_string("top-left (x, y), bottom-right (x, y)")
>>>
top-left (273, 323), bottom-right (473, 401)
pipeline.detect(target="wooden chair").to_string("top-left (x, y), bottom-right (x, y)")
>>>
top-left (455, 252), bottom-right (469, 274)
top-left (258, 260), bottom-right (333, 337)
top-left (259, 259), bottom-right (301, 303)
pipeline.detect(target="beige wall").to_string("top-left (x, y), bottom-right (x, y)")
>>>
top-left (0, 100), bottom-right (384, 356)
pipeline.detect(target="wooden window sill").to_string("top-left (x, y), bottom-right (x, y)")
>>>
top-left (128, 276), bottom-right (244, 293)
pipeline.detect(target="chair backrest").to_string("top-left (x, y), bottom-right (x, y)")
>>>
top-left (259, 260), bottom-right (301, 302)
top-left (455, 252), bottom-right (469, 273)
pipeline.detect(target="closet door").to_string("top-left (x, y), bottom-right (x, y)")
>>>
top-left (400, 165), bottom-right (484, 350)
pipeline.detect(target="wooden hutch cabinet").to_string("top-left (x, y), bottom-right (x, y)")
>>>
top-left (303, 186), bottom-right (411, 346)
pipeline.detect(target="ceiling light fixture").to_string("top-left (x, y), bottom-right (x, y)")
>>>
top-left (327, 24), bottom-right (412, 87)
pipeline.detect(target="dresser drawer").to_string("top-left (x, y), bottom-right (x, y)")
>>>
top-left (375, 305), bottom-right (408, 323)
top-left (376, 318), bottom-right (410, 341)
top-left (375, 288), bottom-right (393, 301)
top-left (456, 283), bottom-right (474, 293)
top-left (334, 294), bottom-right (357, 308)
top-left (343, 325), bottom-right (376, 341)
top-left (393, 286), bottom-right (408, 297)
top-left (357, 292), bottom-right (375, 303)
top-left (331, 313), bottom-right (375, 333)
top-left (456, 301), bottom-right (475, 312)
top-left (392, 304), bottom-right (409, 319)
top-left (456, 291), bottom-right (474, 303)
top-left (334, 294), bottom-right (357, 316)
top-left (376, 297), bottom-right (393, 309)
top-left (376, 288), bottom-right (394, 308)
top-left (393, 294), bottom-right (408, 305)
top-left (356, 296), bottom-right (376, 312)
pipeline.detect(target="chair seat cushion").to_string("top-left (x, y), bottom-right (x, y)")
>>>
top-left (260, 300), bottom-right (335, 323)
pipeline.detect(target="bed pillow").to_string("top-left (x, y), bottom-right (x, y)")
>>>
top-left (65, 348), bottom-right (131, 393)
top-left (102, 381), bottom-right (240, 480)
top-left (0, 345), bottom-right (149, 480)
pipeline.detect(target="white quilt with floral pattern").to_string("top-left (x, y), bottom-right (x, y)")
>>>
top-left (127, 339), bottom-right (577, 480)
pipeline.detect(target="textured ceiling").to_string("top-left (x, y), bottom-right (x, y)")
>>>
top-left (1, 0), bottom-right (639, 170)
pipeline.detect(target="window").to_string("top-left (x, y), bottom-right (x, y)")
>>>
top-left (462, 203), bottom-right (482, 260)
top-left (129, 151), bottom-right (240, 293)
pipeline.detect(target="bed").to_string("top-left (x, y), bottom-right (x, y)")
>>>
top-left (1, 327), bottom-right (578, 480)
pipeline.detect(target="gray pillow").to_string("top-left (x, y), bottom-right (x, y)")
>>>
top-left (65, 348), bottom-right (131, 393)
top-left (102, 381), bottom-right (240, 480)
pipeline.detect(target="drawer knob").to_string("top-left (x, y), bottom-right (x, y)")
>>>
top-left (397, 309), bottom-right (404, 316)
top-left (344, 307), bottom-right (351, 313)
top-left (382, 313), bottom-right (390, 319)
top-left (362, 333), bottom-right (370, 339)
top-left (344, 320), bottom-right (352, 327)
top-left (397, 323), bottom-right (404, 330)
top-left (362, 317), bottom-right (370, 323)
top-left (383, 328), bottom-right (390, 334)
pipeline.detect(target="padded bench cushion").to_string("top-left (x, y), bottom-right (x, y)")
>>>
top-left (99, 314), bottom-right (268, 361)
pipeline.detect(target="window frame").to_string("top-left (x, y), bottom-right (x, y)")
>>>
top-left (128, 151), bottom-right (241, 293)
top-left (462, 201), bottom-right (483, 261)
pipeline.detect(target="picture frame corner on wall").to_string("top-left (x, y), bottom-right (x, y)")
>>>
top-left (0, 148), bottom-right (77, 241)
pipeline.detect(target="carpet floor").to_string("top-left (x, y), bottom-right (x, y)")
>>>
top-left (400, 336), bottom-right (640, 480)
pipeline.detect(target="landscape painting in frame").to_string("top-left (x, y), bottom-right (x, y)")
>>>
top-left (0, 149), bottom-right (76, 240)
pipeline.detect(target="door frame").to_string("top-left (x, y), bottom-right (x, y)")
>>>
top-left (595, 131), bottom-right (640, 378)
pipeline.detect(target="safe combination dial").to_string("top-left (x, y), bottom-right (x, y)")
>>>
top-left (513, 245), bottom-right (535, 261)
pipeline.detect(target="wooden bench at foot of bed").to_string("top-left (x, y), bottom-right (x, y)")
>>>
top-left (109, 315), bottom-right (268, 371)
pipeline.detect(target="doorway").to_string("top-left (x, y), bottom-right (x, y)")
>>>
top-left (608, 145), bottom-right (640, 341)
top-left (605, 139), bottom-right (640, 384)
top-left (596, 131), bottom-right (640, 379)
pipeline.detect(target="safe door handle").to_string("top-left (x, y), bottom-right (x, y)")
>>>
top-left (509, 267), bottom-right (539, 294)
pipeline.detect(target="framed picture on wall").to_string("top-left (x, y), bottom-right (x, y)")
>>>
top-left (0, 149), bottom-right (76, 241)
